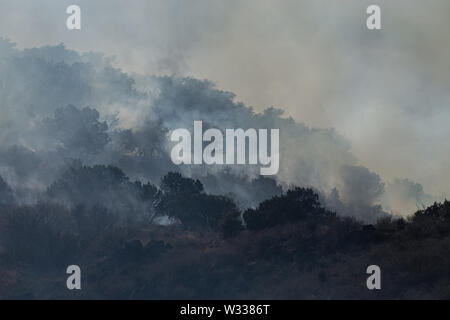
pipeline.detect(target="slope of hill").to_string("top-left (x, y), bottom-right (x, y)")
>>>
top-left (0, 168), bottom-right (448, 299)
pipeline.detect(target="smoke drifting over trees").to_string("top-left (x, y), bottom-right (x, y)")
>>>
top-left (0, 38), bottom-right (436, 219)
top-left (0, 38), bottom-right (449, 299)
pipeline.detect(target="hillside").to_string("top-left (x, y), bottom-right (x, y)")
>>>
top-left (0, 168), bottom-right (449, 299)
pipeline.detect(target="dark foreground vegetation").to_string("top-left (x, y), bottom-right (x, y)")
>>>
top-left (0, 166), bottom-right (449, 299)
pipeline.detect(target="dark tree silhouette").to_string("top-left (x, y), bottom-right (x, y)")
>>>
top-left (156, 172), bottom-right (238, 230)
top-left (244, 187), bottom-right (335, 230)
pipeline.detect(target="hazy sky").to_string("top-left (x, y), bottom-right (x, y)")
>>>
top-left (1, 0), bottom-right (449, 196)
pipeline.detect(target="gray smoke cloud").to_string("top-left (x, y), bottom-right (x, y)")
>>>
top-left (0, 0), bottom-right (445, 219)
top-left (0, 38), bottom-right (436, 221)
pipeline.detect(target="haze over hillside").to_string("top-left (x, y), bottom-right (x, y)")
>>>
top-left (0, 1), bottom-right (449, 300)
top-left (0, 38), bottom-right (438, 220)
top-left (1, 0), bottom-right (449, 201)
